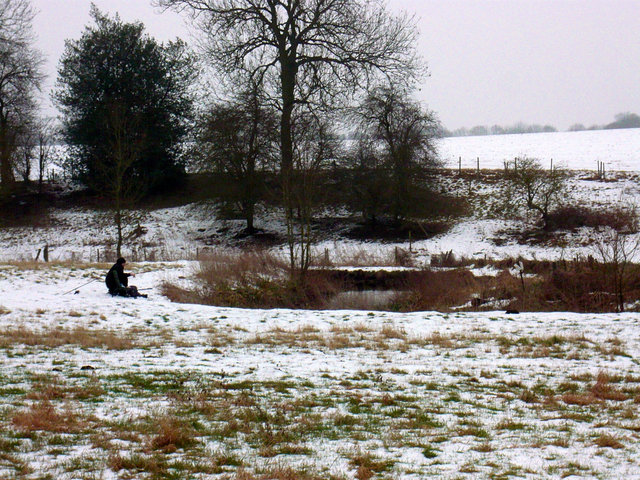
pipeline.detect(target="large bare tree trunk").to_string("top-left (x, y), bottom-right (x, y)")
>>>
top-left (0, 125), bottom-right (16, 189)
top-left (280, 60), bottom-right (298, 273)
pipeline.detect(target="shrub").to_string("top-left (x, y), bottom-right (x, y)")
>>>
top-left (397, 269), bottom-right (479, 311)
top-left (546, 205), bottom-right (637, 232)
top-left (506, 156), bottom-right (568, 229)
top-left (162, 250), bottom-right (340, 309)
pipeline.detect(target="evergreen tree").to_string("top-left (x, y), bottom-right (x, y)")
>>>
top-left (55, 6), bottom-right (197, 194)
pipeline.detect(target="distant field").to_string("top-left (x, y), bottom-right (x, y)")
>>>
top-left (437, 128), bottom-right (640, 171)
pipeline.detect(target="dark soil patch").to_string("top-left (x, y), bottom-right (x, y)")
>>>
top-left (233, 229), bottom-right (284, 246)
top-left (346, 219), bottom-right (450, 242)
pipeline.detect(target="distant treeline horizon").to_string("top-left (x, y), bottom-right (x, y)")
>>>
top-left (442, 112), bottom-right (640, 138)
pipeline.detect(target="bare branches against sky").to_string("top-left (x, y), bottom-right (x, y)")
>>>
top-left (31, 0), bottom-right (640, 130)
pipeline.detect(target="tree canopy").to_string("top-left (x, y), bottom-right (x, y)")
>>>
top-left (55, 6), bottom-right (197, 193)
top-left (351, 85), bottom-right (440, 222)
top-left (605, 112), bottom-right (640, 130)
top-left (156, 0), bottom-right (422, 273)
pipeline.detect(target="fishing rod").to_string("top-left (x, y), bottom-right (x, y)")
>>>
top-left (62, 277), bottom-right (100, 295)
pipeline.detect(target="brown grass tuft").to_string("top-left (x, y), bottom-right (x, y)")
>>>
top-left (594, 433), bottom-right (625, 449)
top-left (0, 326), bottom-right (143, 350)
top-left (591, 371), bottom-right (628, 401)
top-left (348, 449), bottom-right (394, 475)
top-left (233, 466), bottom-right (326, 480)
top-left (561, 394), bottom-right (600, 406)
top-left (150, 416), bottom-right (197, 452)
top-left (355, 466), bottom-right (374, 480)
top-left (12, 400), bottom-right (80, 433)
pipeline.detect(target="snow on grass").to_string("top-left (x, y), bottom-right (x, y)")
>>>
top-left (1, 262), bottom-right (639, 479)
top-left (5, 169), bottom-right (640, 267)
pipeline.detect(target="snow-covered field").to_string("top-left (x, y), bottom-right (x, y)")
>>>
top-left (4, 167), bottom-right (640, 264)
top-left (2, 130), bottom-right (640, 479)
top-left (437, 128), bottom-right (640, 171)
top-left (0, 263), bottom-right (639, 479)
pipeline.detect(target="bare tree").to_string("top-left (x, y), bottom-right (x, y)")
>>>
top-left (96, 102), bottom-right (146, 257)
top-left (353, 85), bottom-right (440, 224)
top-left (35, 117), bottom-right (55, 195)
top-left (0, 0), bottom-right (44, 191)
top-left (155, 0), bottom-right (421, 274)
top-left (197, 76), bottom-right (278, 233)
top-left (594, 226), bottom-right (640, 313)
top-left (288, 112), bottom-right (339, 276)
top-left (12, 117), bottom-right (35, 183)
top-left (507, 156), bottom-right (568, 230)
top-left (348, 131), bottom-right (389, 225)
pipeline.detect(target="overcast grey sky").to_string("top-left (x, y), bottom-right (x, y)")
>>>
top-left (32, 0), bottom-right (640, 130)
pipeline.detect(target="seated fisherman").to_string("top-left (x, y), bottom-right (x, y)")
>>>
top-left (105, 257), bottom-right (146, 298)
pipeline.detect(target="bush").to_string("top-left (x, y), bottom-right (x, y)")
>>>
top-left (396, 270), bottom-right (479, 311)
top-left (546, 205), bottom-right (637, 232)
top-left (506, 157), bottom-right (568, 229)
top-left (162, 250), bottom-right (340, 309)
top-left (161, 251), bottom-right (640, 313)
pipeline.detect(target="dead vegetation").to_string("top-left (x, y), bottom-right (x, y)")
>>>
top-left (247, 323), bottom-right (417, 351)
top-left (561, 371), bottom-right (630, 405)
top-left (160, 247), bottom-right (640, 312)
top-left (0, 325), bottom-right (157, 350)
top-left (0, 315), bottom-right (638, 479)
top-left (150, 416), bottom-right (197, 452)
top-left (11, 400), bottom-right (83, 433)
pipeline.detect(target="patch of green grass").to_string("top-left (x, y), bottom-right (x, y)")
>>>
top-left (423, 445), bottom-right (439, 458)
top-left (495, 419), bottom-right (527, 431)
top-left (443, 391), bottom-right (461, 403)
top-left (333, 414), bottom-right (359, 427)
top-left (348, 449), bottom-right (395, 474)
top-left (0, 436), bottom-right (21, 452)
top-left (47, 434), bottom-right (75, 446)
top-left (457, 425), bottom-right (490, 439)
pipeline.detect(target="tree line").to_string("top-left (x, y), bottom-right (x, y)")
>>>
top-left (444, 123), bottom-right (557, 137)
top-left (569, 112), bottom-right (640, 132)
top-left (444, 112), bottom-right (640, 138)
top-left (0, 0), bottom-right (442, 277)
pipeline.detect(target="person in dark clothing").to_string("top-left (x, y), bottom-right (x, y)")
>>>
top-left (105, 257), bottom-right (146, 298)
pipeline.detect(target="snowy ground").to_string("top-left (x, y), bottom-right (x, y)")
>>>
top-left (2, 130), bottom-right (640, 478)
top-left (0, 263), bottom-right (639, 479)
top-left (3, 168), bottom-right (640, 266)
